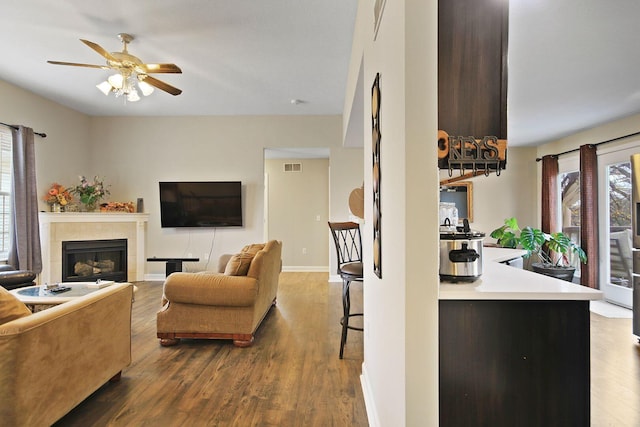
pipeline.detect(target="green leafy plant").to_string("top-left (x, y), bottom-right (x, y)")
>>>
top-left (490, 217), bottom-right (587, 267)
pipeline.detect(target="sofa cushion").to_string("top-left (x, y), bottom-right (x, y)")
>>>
top-left (241, 243), bottom-right (265, 256)
top-left (0, 285), bottom-right (31, 325)
top-left (224, 243), bottom-right (266, 276)
top-left (224, 252), bottom-right (255, 276)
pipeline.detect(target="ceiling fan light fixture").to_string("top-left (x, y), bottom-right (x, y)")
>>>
top-left (127, 88), bottom-right (140, 102)
top-left (49, 33), bottom-right (182, 102)
top-left (96, 81), bottom-right (113, 96)
top-left (108, 73), bottom-right (124, 89)
top-left (137, 80), bottom-right (154, 96)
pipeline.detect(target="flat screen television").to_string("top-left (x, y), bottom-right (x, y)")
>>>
top-left (159, 181), bottom-right (243, 228)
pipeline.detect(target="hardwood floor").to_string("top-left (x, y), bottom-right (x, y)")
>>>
top-left (54, 273), bottom-right (367, 427)
top-left (590, 311), bottom-right (640, 426)
top-left (53, 273), bottom-right (640, 426)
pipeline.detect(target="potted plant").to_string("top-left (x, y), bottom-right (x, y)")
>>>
top-left (490, 217), bottom-right (587, 282)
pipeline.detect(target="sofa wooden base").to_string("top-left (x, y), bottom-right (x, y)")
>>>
top-left (157, 297), bottom-right (277, 348)
top-left (158, 332), bottom-right (255, 347)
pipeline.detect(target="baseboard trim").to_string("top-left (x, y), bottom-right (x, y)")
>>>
top-left (328, 274), bottom-right (342, 283)
top-left (281, 266), bottom-right (329, 273)
top-left (146, 268), bottom-right (330, 280)
top-left (361, 362), bottom-right (380, 427)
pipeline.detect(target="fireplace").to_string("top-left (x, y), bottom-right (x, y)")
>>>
top-left (62, 239), bottom-right (128, 282)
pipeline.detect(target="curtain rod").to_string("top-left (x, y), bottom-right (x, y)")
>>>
top-left (0, 122), bottom-right (47, 138)
top-left (535, 130), bottom-right (640, 162)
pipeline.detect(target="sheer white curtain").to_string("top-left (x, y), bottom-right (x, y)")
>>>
top-left (8, 125), bottom-right (41, 272)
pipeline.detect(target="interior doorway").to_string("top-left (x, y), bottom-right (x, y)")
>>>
top-left (264, 148), bottom-right (330, 270)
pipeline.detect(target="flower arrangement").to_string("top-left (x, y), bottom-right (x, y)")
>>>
top-left (43, 183), bottom-right (72, 207)
top-left (71, 176), bottom-right (110, 210)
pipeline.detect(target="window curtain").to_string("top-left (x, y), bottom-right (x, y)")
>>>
top-left (8, 126), bottom-right (42, 273)
top-left (579, 144), bottom-right (598, 289)
top-left (541, 155), bottom-right (559, 233)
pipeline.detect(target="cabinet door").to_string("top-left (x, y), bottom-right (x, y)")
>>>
top-left (438, 0), bottom-right (508, 139)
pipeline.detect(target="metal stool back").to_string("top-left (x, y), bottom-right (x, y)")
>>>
top-left (328, 221), bottom-right (363, 358)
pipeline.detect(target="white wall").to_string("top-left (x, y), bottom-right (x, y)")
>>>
top-left (537, 111), bottom-right (640, 159)
top-left (1, 79), bottom-right (363, 277)
top-left (265, 157), bottom-right (329, 269)
top-left (328, 146), bottom-right (364, 276)
top-left (348, 0), bottom-right (440, 425)
top-left (440, 146), bottom-right (538, 239)
top-left (0, 80), bottom-right (91, 195)
top-left (88, 115), bottom-right (362, 277)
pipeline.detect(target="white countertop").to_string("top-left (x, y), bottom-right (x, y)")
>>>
top-left (439, 247), bottom-right (603, 301)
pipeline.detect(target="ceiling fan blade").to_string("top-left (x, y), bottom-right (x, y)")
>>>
top-left (142, 63), bottom-right (182, 74)
top-left (142, 75), bottom-right (182, 96)
top-left (80, 39), bottom-right (118, 62)
top-left (47, 60), bottom-right (110, 69)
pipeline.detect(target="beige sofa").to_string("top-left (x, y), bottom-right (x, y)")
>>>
top-left (157, 240), bottom-right (282, 347)
top-left (0, 283), bottom-right (133, 426)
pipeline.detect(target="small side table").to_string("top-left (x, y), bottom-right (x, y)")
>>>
top-left (147, 257), bottom-right (200, 276)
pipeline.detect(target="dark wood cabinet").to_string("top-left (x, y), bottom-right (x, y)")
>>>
top-left (439, 299), bottom-right (591, 426)
top-left (438, 0), bottom-right (509, 139)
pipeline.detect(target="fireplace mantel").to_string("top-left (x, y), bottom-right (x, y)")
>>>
top-left (39, 212), bottom-right (149, 284)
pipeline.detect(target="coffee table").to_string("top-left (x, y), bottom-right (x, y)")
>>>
top-left (10, 282), bottom-right (135, 310)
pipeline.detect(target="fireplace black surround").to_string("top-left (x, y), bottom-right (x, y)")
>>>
top-left (62, 239), bottom-right (127, 282)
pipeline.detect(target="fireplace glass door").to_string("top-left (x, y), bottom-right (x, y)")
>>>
top-left (62, 239), bottom-right (127, 282)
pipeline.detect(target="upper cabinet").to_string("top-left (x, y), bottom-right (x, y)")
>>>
top-left (438, 0), bottom-right (509, 140)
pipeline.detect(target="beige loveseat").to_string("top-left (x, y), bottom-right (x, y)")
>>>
top-left (0, 283), bottom-right (133, 426)
top-left (157, 240), bottom-right (282, 347)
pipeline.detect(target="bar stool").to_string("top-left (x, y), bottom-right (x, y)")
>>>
top-left (328, 221), bottom-right (363, 359)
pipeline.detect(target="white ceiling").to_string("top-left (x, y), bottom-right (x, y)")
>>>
top-left (2, 1), bottom-right (640, 147)
top-left (508, 0), bottom-right (640, 146)
top-left (0, 0), bottom-right (357, 117)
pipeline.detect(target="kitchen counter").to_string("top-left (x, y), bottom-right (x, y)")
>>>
top-left (439, 246), bottom-right (603, 300)
top-left (439, 246), bottom-right (599, 425)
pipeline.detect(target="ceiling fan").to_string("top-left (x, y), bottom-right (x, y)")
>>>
top-left (48, 33), bottom-right (182, 101)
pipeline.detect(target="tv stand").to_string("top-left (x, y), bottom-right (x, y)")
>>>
top-left (147, 257), bottom-right (200, 276)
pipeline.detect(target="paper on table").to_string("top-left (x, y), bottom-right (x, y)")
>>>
top-left (86, 280), bottom-right (115, 289)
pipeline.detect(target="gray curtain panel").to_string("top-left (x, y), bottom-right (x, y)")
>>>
top-left (9, 125), bottom-right (42, 273)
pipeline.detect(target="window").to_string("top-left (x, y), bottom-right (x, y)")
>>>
top-left (0, 127), bottom-right (12, 260)
top-left (558, 155), bottom-right (581, 274)
top-left (560, 170), bottom-right (581, 270)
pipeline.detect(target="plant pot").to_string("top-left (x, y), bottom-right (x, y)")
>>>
top-left (531, 262), bottom-right (576, 282)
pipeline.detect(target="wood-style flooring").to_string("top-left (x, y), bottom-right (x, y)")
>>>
top-left (54, 273), bottom-right (367, 427)
top-left (590, 310), bottom-right (640, 426)
top-left (53, 273), bottom-right (640, 426)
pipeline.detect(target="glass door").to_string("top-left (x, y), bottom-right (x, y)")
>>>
top-left (599, 149), bottom-right (634, 308)
top-left (558, 156), bottom-right (582, 280)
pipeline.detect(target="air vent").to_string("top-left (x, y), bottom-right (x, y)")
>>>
top-left (283, 163), bottom-right (302, 172)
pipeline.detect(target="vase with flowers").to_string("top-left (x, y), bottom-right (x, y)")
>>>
top-left (43, 183), bottom-right (72, 212)
top-left (71, 176), bottom-right (110, 212)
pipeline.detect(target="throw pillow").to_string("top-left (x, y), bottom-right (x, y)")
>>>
top-left (0, 286), bottom-right (31, 325)
top-left (241, 243), bottom-right (265, 256)
top-left (224, 252), bottom-right (255, 276)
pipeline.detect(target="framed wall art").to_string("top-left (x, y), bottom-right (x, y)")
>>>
top-left (372, 73), bottom-right (382, 278)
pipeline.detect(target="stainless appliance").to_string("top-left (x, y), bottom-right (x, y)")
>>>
top-left (439, 219), bottom-right (485, 282)
top-left (630, 154), bottom-right (640, 340)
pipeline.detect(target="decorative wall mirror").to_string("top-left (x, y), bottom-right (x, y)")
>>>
top-left (439, 181), bottom-right (473, 223)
